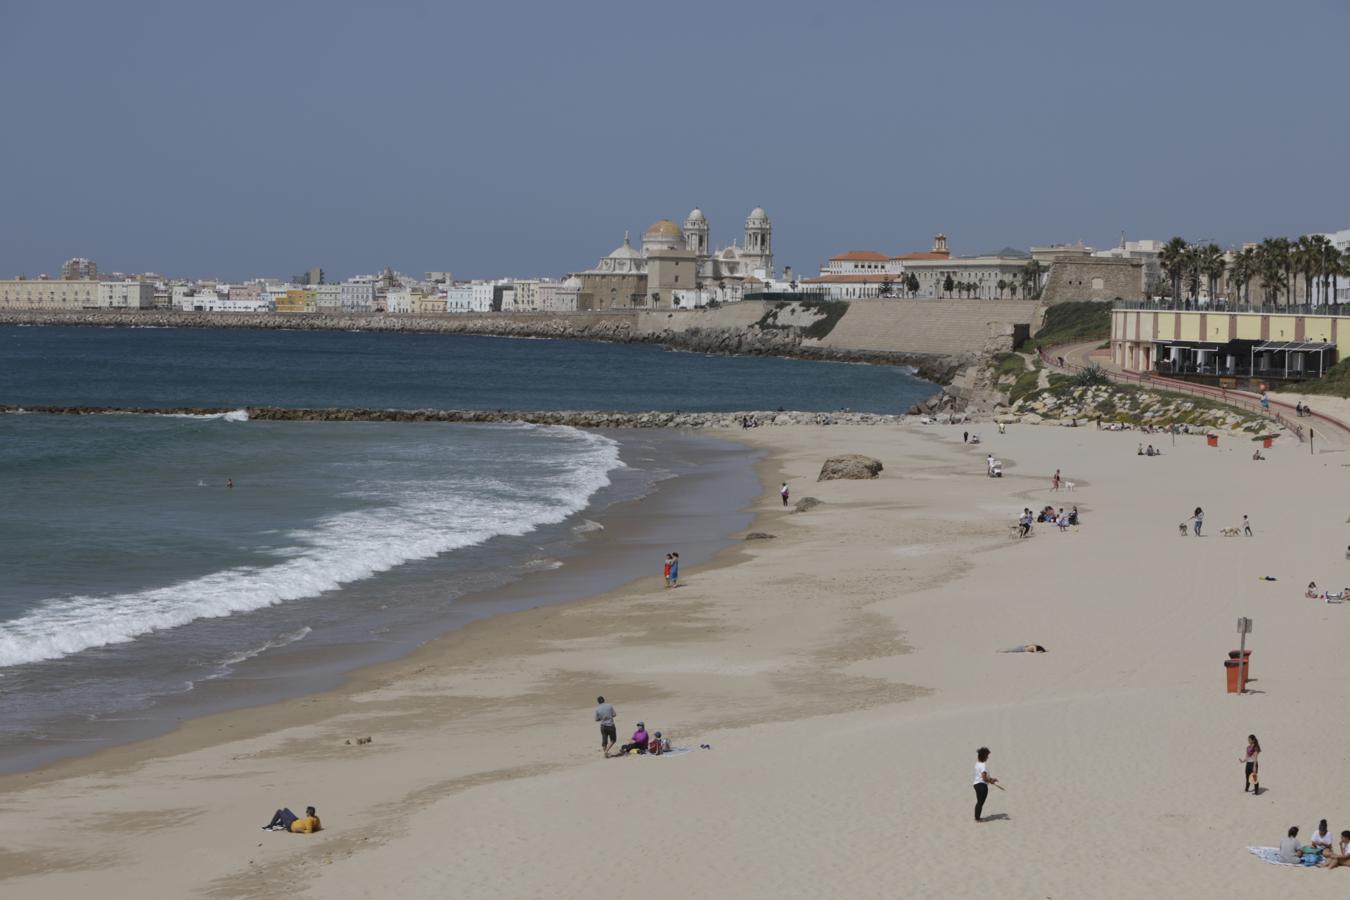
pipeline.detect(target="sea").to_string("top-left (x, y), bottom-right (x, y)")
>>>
top-left (0, 325), bottom-right (934, 771)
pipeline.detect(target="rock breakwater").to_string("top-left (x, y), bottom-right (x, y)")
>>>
top-left (0, 404), bottom-right (909, 429)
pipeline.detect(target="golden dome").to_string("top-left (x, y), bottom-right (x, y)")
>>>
top-left (645, 219), bottom-right (683, 239)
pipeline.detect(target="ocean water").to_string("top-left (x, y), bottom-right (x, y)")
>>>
top-left (0, 325), bottom-right (920, 770)
top-left (0, 325), bottom-right (934, 412)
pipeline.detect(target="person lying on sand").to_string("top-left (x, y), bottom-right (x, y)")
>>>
top-left (999, 644), bottom-right (1047, 653)
top-left (264, 805), bottom-right (321, 833)
top-left (1307, 582), bottom-right (1320, 598)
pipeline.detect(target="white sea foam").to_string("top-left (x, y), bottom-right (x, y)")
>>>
top-left (0, 427), bottom-right (622, 668)
top-left (159, 408), bottom-right (249, 422)
top-left (210, 626), bottom-right (313, 676)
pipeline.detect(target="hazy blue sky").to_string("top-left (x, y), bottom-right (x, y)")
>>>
top-left (2, 0), bottom-right (1347, 281)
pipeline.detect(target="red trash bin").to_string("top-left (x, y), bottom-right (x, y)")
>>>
top-left (1262, 436), bottom-right (1273, 449)
top-left (1224, 659), bottom-right (1246, 693)
top-left (1207, 434), bottom-right (1219, 447)
top-left (1229, 650), bottom-right (1252, 680)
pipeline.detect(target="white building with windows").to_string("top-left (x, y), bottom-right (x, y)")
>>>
top-left (340, 281), bottom-right (375, 312)
top-left (385, 287), bottom-right (414, 314)
top-left (313, 284), bottom-right (342, 313)
top-left (472, 281), bottom-right (497, 311)
top-left (97, 280), bottom-right (155, 309)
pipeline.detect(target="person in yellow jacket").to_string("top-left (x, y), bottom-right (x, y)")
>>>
top-left (264, 805), bottom-right (322, 833)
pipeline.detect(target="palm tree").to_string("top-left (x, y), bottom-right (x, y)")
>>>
top-left (1324, 245), bottom-right (1343, 307)
top-left (1228, 247), bottom-right (1254, 307)
top-left (942, 274), bottom-right (954, 297)
top-left (1198, 243), bottom-right (1226, 305)
top-left (1008, 281), bottom-right (1018, 299)
top-left (1266, 236), bottom-right (1293, 307)
top-left (1182, 245), bottom-right (1202, 303)
top-left (1160, 237), bottom-right (1189, 307)
top-left (1022, 260), bottom-right (1044, 299)
top-left (906, 273), bottom-right (919, 296)
top-left (1257, 238), bottom-right (1287, 306)
top-left (996, 278), bottom-right (1007, 299)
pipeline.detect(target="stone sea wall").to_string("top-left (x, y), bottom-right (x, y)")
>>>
top-left (0, 405), bottom-right (908, 429)
top-left (0, 308), bottom-right (965, 385)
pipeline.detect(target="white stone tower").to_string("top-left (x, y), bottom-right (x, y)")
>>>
top-left (684, 207), bottom-right (709, 257)
top-left (743, 207), bottom-right (773, 278)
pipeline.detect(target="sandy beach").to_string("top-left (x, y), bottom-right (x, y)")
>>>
top-left (3, 419), bottom-right (1349, 899)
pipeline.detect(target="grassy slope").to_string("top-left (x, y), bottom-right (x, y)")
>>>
top-left (1023, 301), bottom-right (1112, 350)
top-left (1276, 357), bottom-right (1350, 397)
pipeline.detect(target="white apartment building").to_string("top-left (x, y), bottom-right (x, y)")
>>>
top-left (471, 281), bottom-right (497, 312)
top-left (444, 284), bottom-right (475, 312)
top-left (820, 251), bottom-right (901, 276)
top-left (538, 277), bottom-right (581, 312)
top-left (97, 280), bottom-right (155, 309)
top-left (386, 287), bottom-right (414, 313)
top-left (340, 281), bottom-right (375, 312)
top-left (0, 278), bottom-right (98, 309)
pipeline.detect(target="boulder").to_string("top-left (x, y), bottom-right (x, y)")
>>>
top-left (792, 497), bottom-right (824, 513)
top-left (745, 532), bottom-right (776, 540)
top-left (1020, 413), bottom-right (1043, 425)
top-left (817, 454), bottom-right (884, 481)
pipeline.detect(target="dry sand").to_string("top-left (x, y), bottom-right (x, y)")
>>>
top-left (2, 421), bottom-right (1349, 899)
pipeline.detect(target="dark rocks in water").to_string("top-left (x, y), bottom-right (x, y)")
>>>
top-left (792, 497), bottom-right (824, 513)
top-left (744, 532), bottom-right (777, 540)
top-left (817, 454), bottom-right (884, 481)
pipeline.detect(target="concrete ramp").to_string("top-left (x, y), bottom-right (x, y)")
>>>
top-left (813, 299), bottom-right (1044, 355)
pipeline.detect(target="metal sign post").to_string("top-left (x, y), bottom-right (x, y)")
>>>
top-left (1236, 617), bottom-right (1253, 693)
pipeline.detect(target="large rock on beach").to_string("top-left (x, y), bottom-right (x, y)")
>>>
top-left (793, 497), bottom-right (824, 513)
top-left (817, 454), bottom-right (884, 481)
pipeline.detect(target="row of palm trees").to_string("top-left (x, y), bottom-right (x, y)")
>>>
top-left (1159, 234), bottom-right (1345, 307)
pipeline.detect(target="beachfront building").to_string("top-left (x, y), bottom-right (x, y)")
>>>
top-left (340, 281), bottom-right (375, 312)
top-left (96, 280), bottom-right (155, 309)
top-left (313, 284), bottom-right (342, 313)
top-left (0, 277), bottom-right (98, 309)
top-left (510, 279), bottom-right (541, 311)
top-left (535, 278), bottom-right (580, 312)
top-left (472, 281), bottom-right (498, 312)
top-left (1111, 305), bottom-right (1345, 384)
top-left (385, 287), bottom-right (414, 314)
top-left (805, 235), bottom-right (1032, 300)
top-left (275, 289), bottom-right (316, 313)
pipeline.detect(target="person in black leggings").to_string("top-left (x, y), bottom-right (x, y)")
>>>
top-left (973, 746), bottom-right (999, 821)
top-left (1242, 734), bottom-right (1261, 796)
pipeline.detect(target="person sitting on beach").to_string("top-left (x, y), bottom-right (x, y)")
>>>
top-left (1321, 831), bottom-right (1350, 869)
top-left (648, 730), bottom-right (667, 756)
top-left (1307, 582), bottom-right (1320, 598)
top-left (1279, 826), bottom-right (1302, 864)
top-left (1252, 449), bottom-right (1265, 460)
top-left (1137, 443), bottom-right (1144, 455)
top-left (264, 806), bottom-right (321, 833)
top-left (1146, 444), bottom-right (1157, 456)
top-left (1311, 820), bottom-right (1335, 853)
top-left (619, 722), bottom-right (650, 755)
top-left (1068, 506), bottom-right (1079, 527)
top-left (998, 644), bottom-right (1047, 653)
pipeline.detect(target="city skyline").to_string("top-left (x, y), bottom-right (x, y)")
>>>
top-left (2, 0), bottom-right (1347, 282)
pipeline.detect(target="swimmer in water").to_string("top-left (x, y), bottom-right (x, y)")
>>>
top-left (226, 479), bottom-right (234, 489)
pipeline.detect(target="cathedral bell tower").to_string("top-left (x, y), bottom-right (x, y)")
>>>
top-left (743, 207), bottom-right (773, 278)
top-left (684, 208), bottom-right (709, 258)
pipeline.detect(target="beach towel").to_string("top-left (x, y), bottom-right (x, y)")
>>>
top-left (654, 747), bottom-right (693, 757)
top-left (1247, 846), bottom-right (1310, 867)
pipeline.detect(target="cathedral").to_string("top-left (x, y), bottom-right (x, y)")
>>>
top-left (574, 208), bottom-right (774, 310)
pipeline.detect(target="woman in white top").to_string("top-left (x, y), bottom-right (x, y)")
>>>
top-left (973, 746), bottom-right (998, 822)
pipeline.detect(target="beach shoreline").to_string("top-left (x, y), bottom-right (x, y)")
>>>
top-left (0, 426), bottom-right (762, 777)
top-left (3, 421), bottom-right (1348, 899)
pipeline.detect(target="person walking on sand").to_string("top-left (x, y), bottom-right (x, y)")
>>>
top-left (1242, 734), bottom-right (1261, 795)
top-left (1243, 514), bottom-right (1252, 537)
top-left (662, 553), bottom-right (672, 588)
top-left (1052, 469), bottom-right (1061, 491)
top-left (780, 482), bottom-right (790, 507)
top-left (595, 695), bottom-right (618, 757)
top-left (973, 746), bottom-right (999, 821)
top-left (669, 552), bottom-right (680, 588)
top-left (1192, 506), bottom-right (1204, 537)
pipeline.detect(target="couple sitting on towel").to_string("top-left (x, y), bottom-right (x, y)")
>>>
top-left (617, 721), bottom-right (672, 756)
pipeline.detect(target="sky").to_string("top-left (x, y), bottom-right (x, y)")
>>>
top-left (1, 0), bottom-right (1347, 282)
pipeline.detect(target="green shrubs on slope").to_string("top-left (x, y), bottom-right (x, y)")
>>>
top-left (1024, 301), bottom-right (1112, 350)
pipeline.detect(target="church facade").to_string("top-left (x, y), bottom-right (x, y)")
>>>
top-left (574, 208), bottom-right (774, 310)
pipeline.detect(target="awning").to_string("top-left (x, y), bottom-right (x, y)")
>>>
top-left (1253, 341), bottom-right (1334, 353)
